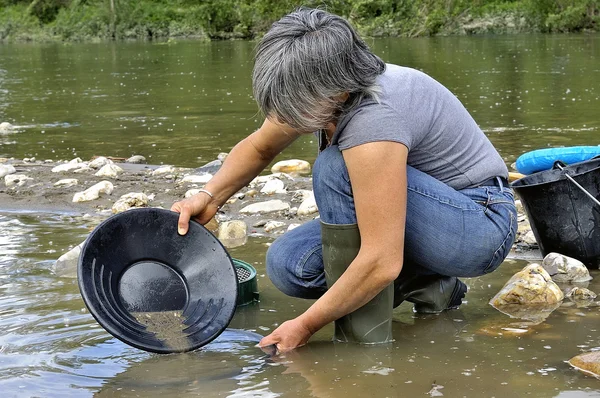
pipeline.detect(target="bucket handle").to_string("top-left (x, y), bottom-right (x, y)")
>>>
top-left (553, 161), bottom-right (600, 208)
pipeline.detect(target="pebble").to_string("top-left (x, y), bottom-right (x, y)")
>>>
top-left (126, 155), bottom-right (146, 164)
top-left (152, 165), bottom-right (176, 176)
top-left (112, 192), bottom-right (150, 213)
top-left (95, 164), bottom-right (123, 178)
top-left (52, 162), bottom-right (88, 173)
top-left (297, 193), bottom-right (318, 216)
top-left (180, 174), bottom-right (213, 184)
top-left (185, 189), bottom-right (201, 198)
top-left (287, 223), bottom-right (301, 231)
top-left (260, 178), bottom-right (286, 195)
top-left (0, 164), bottom-right (16, 178)
top-left (53, 179), bottom-right (78, 188)
top-left (264, 220), bottom-right (285, 233)
top-left (240, 200), bottom-right (291, 214)
top-left (89, 156), bottom-right (113, 169)
top-left (271, 159), bottom-right (311, 175)
top-left (5, 174), bottom-right (32, 187)
top-left (72, 181), bottom-right (114, 202)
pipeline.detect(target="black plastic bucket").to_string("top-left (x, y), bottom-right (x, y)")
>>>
top-left (511, 158), bottom-right (600, 269)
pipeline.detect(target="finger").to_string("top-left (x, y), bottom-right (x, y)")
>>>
top-left (177, 205), bottom-right (192, 235)
top-left (258, 334), bottom-right (279, 348)
top-left (170, 202), bottom-right (181, 212)
top-left (257, 343), bottom-right (279, 357)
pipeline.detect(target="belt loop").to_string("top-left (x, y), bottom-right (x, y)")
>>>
top-left (496, 177), bottom-right (504, 190)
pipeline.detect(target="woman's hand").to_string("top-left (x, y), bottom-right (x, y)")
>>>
top-left (258, 317), bottom-right (314, 354)
top-left (171, 193), bottom-right (219, 235)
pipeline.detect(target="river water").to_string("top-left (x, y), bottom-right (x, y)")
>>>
top-left (1, 35), bottom-right (600, 397)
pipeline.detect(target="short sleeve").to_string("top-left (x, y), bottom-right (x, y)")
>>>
top-left (333, 103), bottom-right (416, 151)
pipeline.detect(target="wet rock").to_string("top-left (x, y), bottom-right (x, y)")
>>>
top-left (569, 351), bottom-right (600, 379)
top-left (542, 252), bottom-right (592, 283)
top-left (73, 181), bottom-right (114, 202)
top-left (0, 164), bottom-right (16, 178)
top-left (53, 241), bottom-right (85, 278)
top-left (240, 200), bottom-right (290, 214)
top-left (89, 156), bottom-right (113, 169)
top-left (184, 189), bottom-right (201, 198)
top-left (566, 287), bottom-right (597, 301)
top-left (180, 174), bottom-right (213, 185)
top-left (253, 220), bottom-right (268, 228)
top-left (126, 155), bottom-right (146, 164)
top-left (260, 178), bottom-right (286, 195)
top-left (297, 192), bottom-right (318, 216)
top-left (52, 162), bottom-right (88, 173)
top-left (54, 178), bottom-right (78, 188)
top-left (95, 164), bottom-right (123, 178)
top-left (264, 220), bottom-right (285, 233)
top-left (490, 263), bottom-right (564, 307)
top-left (217, 220), bottom-right (247, 248)
top-left (112, 192), bottom-right (150, 213)
top-left (0, 122), bottom-right (14, 132)
top-left (490, 302), bottom-right (562, 323)
top-left (5, 174), bottom-right (32, 187)
top-left (152, 165), bottom-right (176, 176)
top-left (194, 159), bottom-right (222, 175)
top-left (271, 159), bottom-right (311, 175)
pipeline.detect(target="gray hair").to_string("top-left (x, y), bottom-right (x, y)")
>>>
top-left (252, 8), bottom-right (386, 132)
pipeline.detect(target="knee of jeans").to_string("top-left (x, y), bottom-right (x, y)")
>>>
top-left (265, 240), bottom-right (303, 297)
top-left (313, 145), bottom-right (349, 195)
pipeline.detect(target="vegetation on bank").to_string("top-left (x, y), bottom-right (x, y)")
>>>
top-left (0, 0), bottom-right (598, 41)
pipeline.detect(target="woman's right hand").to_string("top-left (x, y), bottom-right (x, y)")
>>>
top-left (171, 193), bottom-right (219, 235)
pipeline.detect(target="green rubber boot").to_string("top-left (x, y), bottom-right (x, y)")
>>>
top-left (321, 221), bottom-right (394, 344)
top-left (393, 273), bottom-right (467, 314)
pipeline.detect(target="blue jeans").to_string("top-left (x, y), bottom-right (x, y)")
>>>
top-left (267, 145), bottom-right (517, 299)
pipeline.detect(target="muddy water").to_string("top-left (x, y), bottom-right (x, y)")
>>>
top-left (1, 34), bottom-right (600, 397)
top-left (1, 212), bottom-right (599, 397)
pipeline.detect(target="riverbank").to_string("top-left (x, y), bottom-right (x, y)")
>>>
top-left (0, 0), bottom-right (597, 42)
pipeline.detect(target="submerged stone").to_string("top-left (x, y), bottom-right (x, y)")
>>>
top-left (542, 252), bottom-right (592, 283)
top-left (569, 351), bottom-right (600, 379)
top-left (217, 220), bottom-right (247, 248)
top-left (490, 263), bottom-right (564, 307)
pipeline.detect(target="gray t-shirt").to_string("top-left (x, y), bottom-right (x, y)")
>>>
top-left (331, 64), bottom-right (508, 190)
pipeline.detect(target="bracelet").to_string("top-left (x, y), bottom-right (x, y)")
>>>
top-left (197, 188), bottom-right (214, 199)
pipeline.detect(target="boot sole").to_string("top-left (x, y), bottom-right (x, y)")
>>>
top-left (413, 279), bottom-right (468, 314)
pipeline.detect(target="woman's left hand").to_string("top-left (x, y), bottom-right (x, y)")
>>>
top-left (258, 317), bottom-right (313, 354)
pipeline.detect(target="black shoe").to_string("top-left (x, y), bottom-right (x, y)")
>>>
top-left (393, 274), bottom-right (467, 314)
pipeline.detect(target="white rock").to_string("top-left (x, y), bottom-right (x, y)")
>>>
top-left (566, 287), bottom-right (597, 301)
top-left (297, 193), bottom-right (318, 216)
top-left (69, 157), bottom-right (83, 164)
top-left (271, 159), bottom-right (311, 175)
top-left (522, 230), bottom-right (538, 246)
top-left (126, 155), bottom-right (146, 164)
top-left (73, 181), bottom-right (114, 202)
top-left (260, 178), bottom-right (286, 195)
top-left (240, 200), bottom-right (290, 214)
top-left (185, 189), bottom-right (201, 198)
top-left (180, 174), bottom-right (213, 184)
top-left (0, 164), bottom-right (16, 178)
top-left (52, 162), bottom-right (88, 173)
top-left (89, 156), bottom-right (113, 169)
top-left (112, 192), bottom-right (149, 213)
top-left (217, 220), bottom-right (247, 248)
top-left (217, 152), bottom-right (229, 162)
top-left (0, 122), bottom-right (13, 132)
top-left (292, 189), bottom-right (313, 203)
top-left (152, 165), bottom-right (176, 176)
top-left (287, 223), bottom-right (301, 231)
top-left (490, 263), bottom-right (564, 307)
top-left (95, 164), bottom-right (123, 178)
top-left (541, 252), bottom-right (592, 283)
top-left (5, 174), bottom-right (32, 187)
top-left (54, 178), bottom-right (78, 188)
top-left (73, 166), bottom-right (93, 174)
top-left (264, 220), bottom-right (286, 233)
top-left (250, 173), bottom-right (294, 188)
top-left (53, 242), bottom-right (85, 278)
